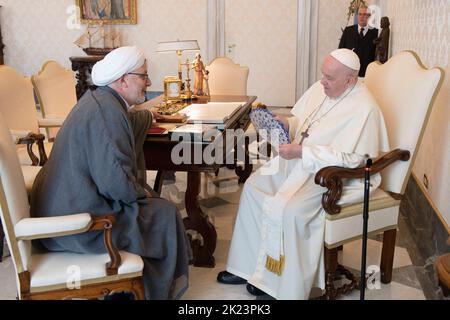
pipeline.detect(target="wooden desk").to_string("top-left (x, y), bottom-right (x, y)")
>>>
top-left (70, 55), bottom-right (104, 99)
top-left (143, 95), bottom-right (257, 267)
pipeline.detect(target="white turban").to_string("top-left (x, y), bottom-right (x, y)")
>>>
top-left (330, 48), bottom-right (361, 71)
top-left (91, 46), bottom-right (146, 86)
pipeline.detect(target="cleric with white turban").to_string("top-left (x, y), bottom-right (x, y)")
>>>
top-left (31, 45), bottom-right (192, 300)
top-left (91, 46), bottom-right (146, 86)
top-left (218, 48), bottom-right (389, 300)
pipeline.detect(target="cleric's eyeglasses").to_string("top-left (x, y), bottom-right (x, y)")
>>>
top-left (127, 72), bottom-right (149, 80)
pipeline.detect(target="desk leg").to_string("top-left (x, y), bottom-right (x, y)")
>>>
top-left (154, 170), bottom-right (164, 195)
top-left (235, 136), bottom-right (253, 184)
top-left (183, 172), bottom-right (217, 268)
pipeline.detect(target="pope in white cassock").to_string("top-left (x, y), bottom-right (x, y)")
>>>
top-left (217, 49), bottom-right (390, 299)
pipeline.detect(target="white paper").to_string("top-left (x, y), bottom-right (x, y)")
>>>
top-left (180, 102), bottom-right (244, 124)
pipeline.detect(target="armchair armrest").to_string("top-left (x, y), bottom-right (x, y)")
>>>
top-left (38, 116), bottom-right (65, 128)
top-left (89, 215), bottom-right (121, 275)
top-left (15, 214), bottom-right (121, 276)
top-left (12, 130), bottom-right (47, 166)
top-left (10, 129), bottom-right (33, 142)
top-left (14, 213), bottom-right (93, 240)
top-left (25, 132), bottom-right (48, 166)
top-left (314, 149), bottom-right (411, 215)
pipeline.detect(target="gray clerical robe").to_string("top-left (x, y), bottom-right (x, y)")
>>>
top-left (30, 87), bottom-right (191, 300)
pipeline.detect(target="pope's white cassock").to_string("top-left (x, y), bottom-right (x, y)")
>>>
top-left (226, 78), bottom-right (390, 299)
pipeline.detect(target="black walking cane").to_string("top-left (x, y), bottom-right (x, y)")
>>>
top-left (360, 158), bottom-right (373, 301)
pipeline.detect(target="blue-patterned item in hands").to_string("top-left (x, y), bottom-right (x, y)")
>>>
top-left (249, 108), bottom-right (290, 145)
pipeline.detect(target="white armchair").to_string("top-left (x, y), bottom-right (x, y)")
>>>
top-left (31, 61), bottom-right (77, 139)
top-left (0, 113), bottom-right (145, 300)
top-left (206, 57), bottom-right (249, 96)
top-left (205, 57), bottom-right (268, 175)
top-left (314, 51), bottom-right (444, 299)
top-left (0, 65), bottom-right (55, 166)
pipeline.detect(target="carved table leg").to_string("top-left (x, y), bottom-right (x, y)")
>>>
top-left (183, 171), bottom-right (217, 268)
top-left (323, 246), bottom-right (338, 300)
top-left (153, 170), bottom-right (164, 195)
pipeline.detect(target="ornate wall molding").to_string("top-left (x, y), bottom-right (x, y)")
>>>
top-left (206, 0), bottom-right (225, 63)
top-left (296, 0), bottom-right (319, 99)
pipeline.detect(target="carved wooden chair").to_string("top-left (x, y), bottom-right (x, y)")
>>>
top-left (0, 113), bottom-right (145, 300)
top-left (314, 51), bottom-right (444, 299)
top-left (31, 61), bottom-right (77, 140)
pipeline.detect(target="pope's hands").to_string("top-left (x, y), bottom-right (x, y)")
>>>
top-left (279, 144), bottom-right (302, 160)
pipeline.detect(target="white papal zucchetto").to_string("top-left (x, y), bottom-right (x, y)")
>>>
top-left (330, 48), bottom-right (361, 72)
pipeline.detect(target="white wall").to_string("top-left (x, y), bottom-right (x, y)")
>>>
top-left (0, 0), bottom-right (207, 92)
top-left (224, 0), bottom-right (298, 107)
top-left (381, 0), bottom-right (450, 228)
top-left (0, 0), bottom-right (300, 104)
top-left (316, 0), bottom-right (349, 80)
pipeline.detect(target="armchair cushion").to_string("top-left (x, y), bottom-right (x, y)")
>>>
top-left (29, 251), bottom-right (144, 292)
top-left (324, 189), bottom-right (399, 248)
top-left (15, 213), bottom-right (93, 240)
top-left (327, 189), bottom-right (400, 221)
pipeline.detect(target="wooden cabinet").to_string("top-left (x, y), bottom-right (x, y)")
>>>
top-left (69, 55), bottom-right (104, 99)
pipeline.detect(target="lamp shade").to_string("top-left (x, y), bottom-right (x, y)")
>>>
top-left (156, 40), bottom-right (200, 53)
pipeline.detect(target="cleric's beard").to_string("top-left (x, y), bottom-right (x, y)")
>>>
top-left (135, 91), bottom-right (146, 105)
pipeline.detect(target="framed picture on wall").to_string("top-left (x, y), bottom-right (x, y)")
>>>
top-left (76, 0), bottom-right (137, 25)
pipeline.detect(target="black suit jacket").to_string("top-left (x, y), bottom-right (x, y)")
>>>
top-left (339, 25), bottom-right (378, 77)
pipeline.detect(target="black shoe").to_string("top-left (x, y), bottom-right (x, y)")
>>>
top-left (246, 283), bottom-right (266, 296)
top-left (217, 271), bottom-right (247, 285)
top-left (104, 291), bottom-right (135, 300)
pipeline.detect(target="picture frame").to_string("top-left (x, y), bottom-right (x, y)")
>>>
top-left (76, 0), bottom-right (137, 25)
top-left (164, 76), bottom-right (183, 101)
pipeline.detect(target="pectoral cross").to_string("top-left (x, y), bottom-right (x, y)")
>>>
top-left (299, 130), bottom-right (309, 146)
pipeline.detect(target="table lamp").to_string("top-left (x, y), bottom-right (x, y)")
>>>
top-left (157, 40), bottom-right (200, 97)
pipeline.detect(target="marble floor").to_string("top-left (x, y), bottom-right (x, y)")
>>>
top-left (159, 168), bottom-right (427, 300)
top-left (0, 112), bottom-right (445, 300)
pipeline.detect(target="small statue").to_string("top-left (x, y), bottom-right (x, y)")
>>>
top-left (374, 16), bottom-right (390, 64)
top-left (203, 69), bottom-right (210, 97)
top-left (191, 53), bottom-right (208, 96)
